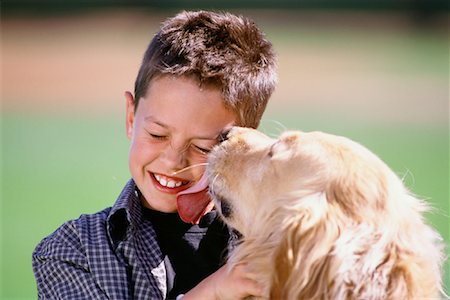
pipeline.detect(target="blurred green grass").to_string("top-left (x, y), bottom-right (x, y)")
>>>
top-left (2, 112), bottom-right (449, 298)
top-left (2, 113), bottom-right (130, 298)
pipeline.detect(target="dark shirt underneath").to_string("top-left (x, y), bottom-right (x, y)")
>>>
top-left (142, 208), bottom-right (229, 299)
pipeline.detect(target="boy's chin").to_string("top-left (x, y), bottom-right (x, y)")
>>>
top-left (139, 193), bottom-right (178, 213)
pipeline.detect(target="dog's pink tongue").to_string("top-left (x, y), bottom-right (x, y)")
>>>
top-left (176, 173), bottom-right (213, 224)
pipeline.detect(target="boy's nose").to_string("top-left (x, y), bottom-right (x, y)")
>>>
top-left (162, 144), bottom-right (188, 170)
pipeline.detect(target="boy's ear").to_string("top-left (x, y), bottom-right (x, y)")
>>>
top-left (125, 91), bottom-right (135, 140)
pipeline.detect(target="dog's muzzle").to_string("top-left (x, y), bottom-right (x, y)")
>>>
top-left (212, 191), bottom-right (232, 218)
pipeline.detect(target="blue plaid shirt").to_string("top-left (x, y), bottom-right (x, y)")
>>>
top-left (33, 179), bottom-right (225, 299)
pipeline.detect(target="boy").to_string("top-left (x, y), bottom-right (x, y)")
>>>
top-left (32, 10), bottom-right (276, 299)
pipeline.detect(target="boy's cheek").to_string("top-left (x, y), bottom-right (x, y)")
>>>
top-left (128, 140), bottom-right (163, 162)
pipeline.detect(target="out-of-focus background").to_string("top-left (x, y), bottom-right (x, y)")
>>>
top-left (1, 0), bottom-right (448, 298)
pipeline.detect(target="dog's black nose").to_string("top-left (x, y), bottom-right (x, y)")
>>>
top-left (218, 129), bottom-right (231, 143)
top-left (221, 201), bottom-right (232, 218)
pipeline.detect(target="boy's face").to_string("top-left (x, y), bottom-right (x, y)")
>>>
top-left (126, 75), bottom-right (236, 213)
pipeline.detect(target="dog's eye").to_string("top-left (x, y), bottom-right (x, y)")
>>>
top-left (268, 142), bottom-right (277, 158)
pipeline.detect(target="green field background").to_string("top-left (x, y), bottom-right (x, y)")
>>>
top-left (2, 9), bottom-right (449, 299)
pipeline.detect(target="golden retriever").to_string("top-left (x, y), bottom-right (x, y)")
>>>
top-left (206, 127), bottom-right (445, 300)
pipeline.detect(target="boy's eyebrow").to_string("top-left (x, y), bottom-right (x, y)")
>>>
top-left (144, 115), bottom-right (225, 141)
top-left (144, 116), bottom-right (169, 129)
top-left (195, 135), bottom-right (221, 141)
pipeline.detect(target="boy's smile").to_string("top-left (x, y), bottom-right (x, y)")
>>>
top-left (151, 172), bottom-right (190, 194)
top-left (126, 75), bottom-right (236, 213)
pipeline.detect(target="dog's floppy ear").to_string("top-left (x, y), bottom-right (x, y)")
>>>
top-left (270, 192), bottom-right (339, 299)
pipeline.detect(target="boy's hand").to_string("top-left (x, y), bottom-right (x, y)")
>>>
top-left (183, 262), bottom-right (264, 300)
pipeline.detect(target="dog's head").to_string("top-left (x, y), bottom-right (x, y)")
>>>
top-left (207, 127), bottom-right (444, 299)
top-left (207, 127), bottom-right (398, 234)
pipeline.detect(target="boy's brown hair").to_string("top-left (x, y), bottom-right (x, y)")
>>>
top-left (134, 10), bottom-right (277, 128)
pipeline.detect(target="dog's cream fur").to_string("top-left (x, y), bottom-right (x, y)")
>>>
top-left (207, 127), bottom-right (445, 300)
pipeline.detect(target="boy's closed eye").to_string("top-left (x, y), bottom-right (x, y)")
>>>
top-left (149, 133), bottom-right (168, 140)
top-left (192, 144), bottom-right (212, 155)
top-left (144, 129), bottom-right (168, 140)
top-left (146, 129), bottom-right (212, 154)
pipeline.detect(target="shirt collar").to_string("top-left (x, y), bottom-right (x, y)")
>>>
top-left (107, 179), bottom-right (144, 247)
top-left (106, 179), bottom-right (224, 247)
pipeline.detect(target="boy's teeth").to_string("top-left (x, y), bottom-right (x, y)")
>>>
top-left (154, 174), bottom-right (185, 188)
